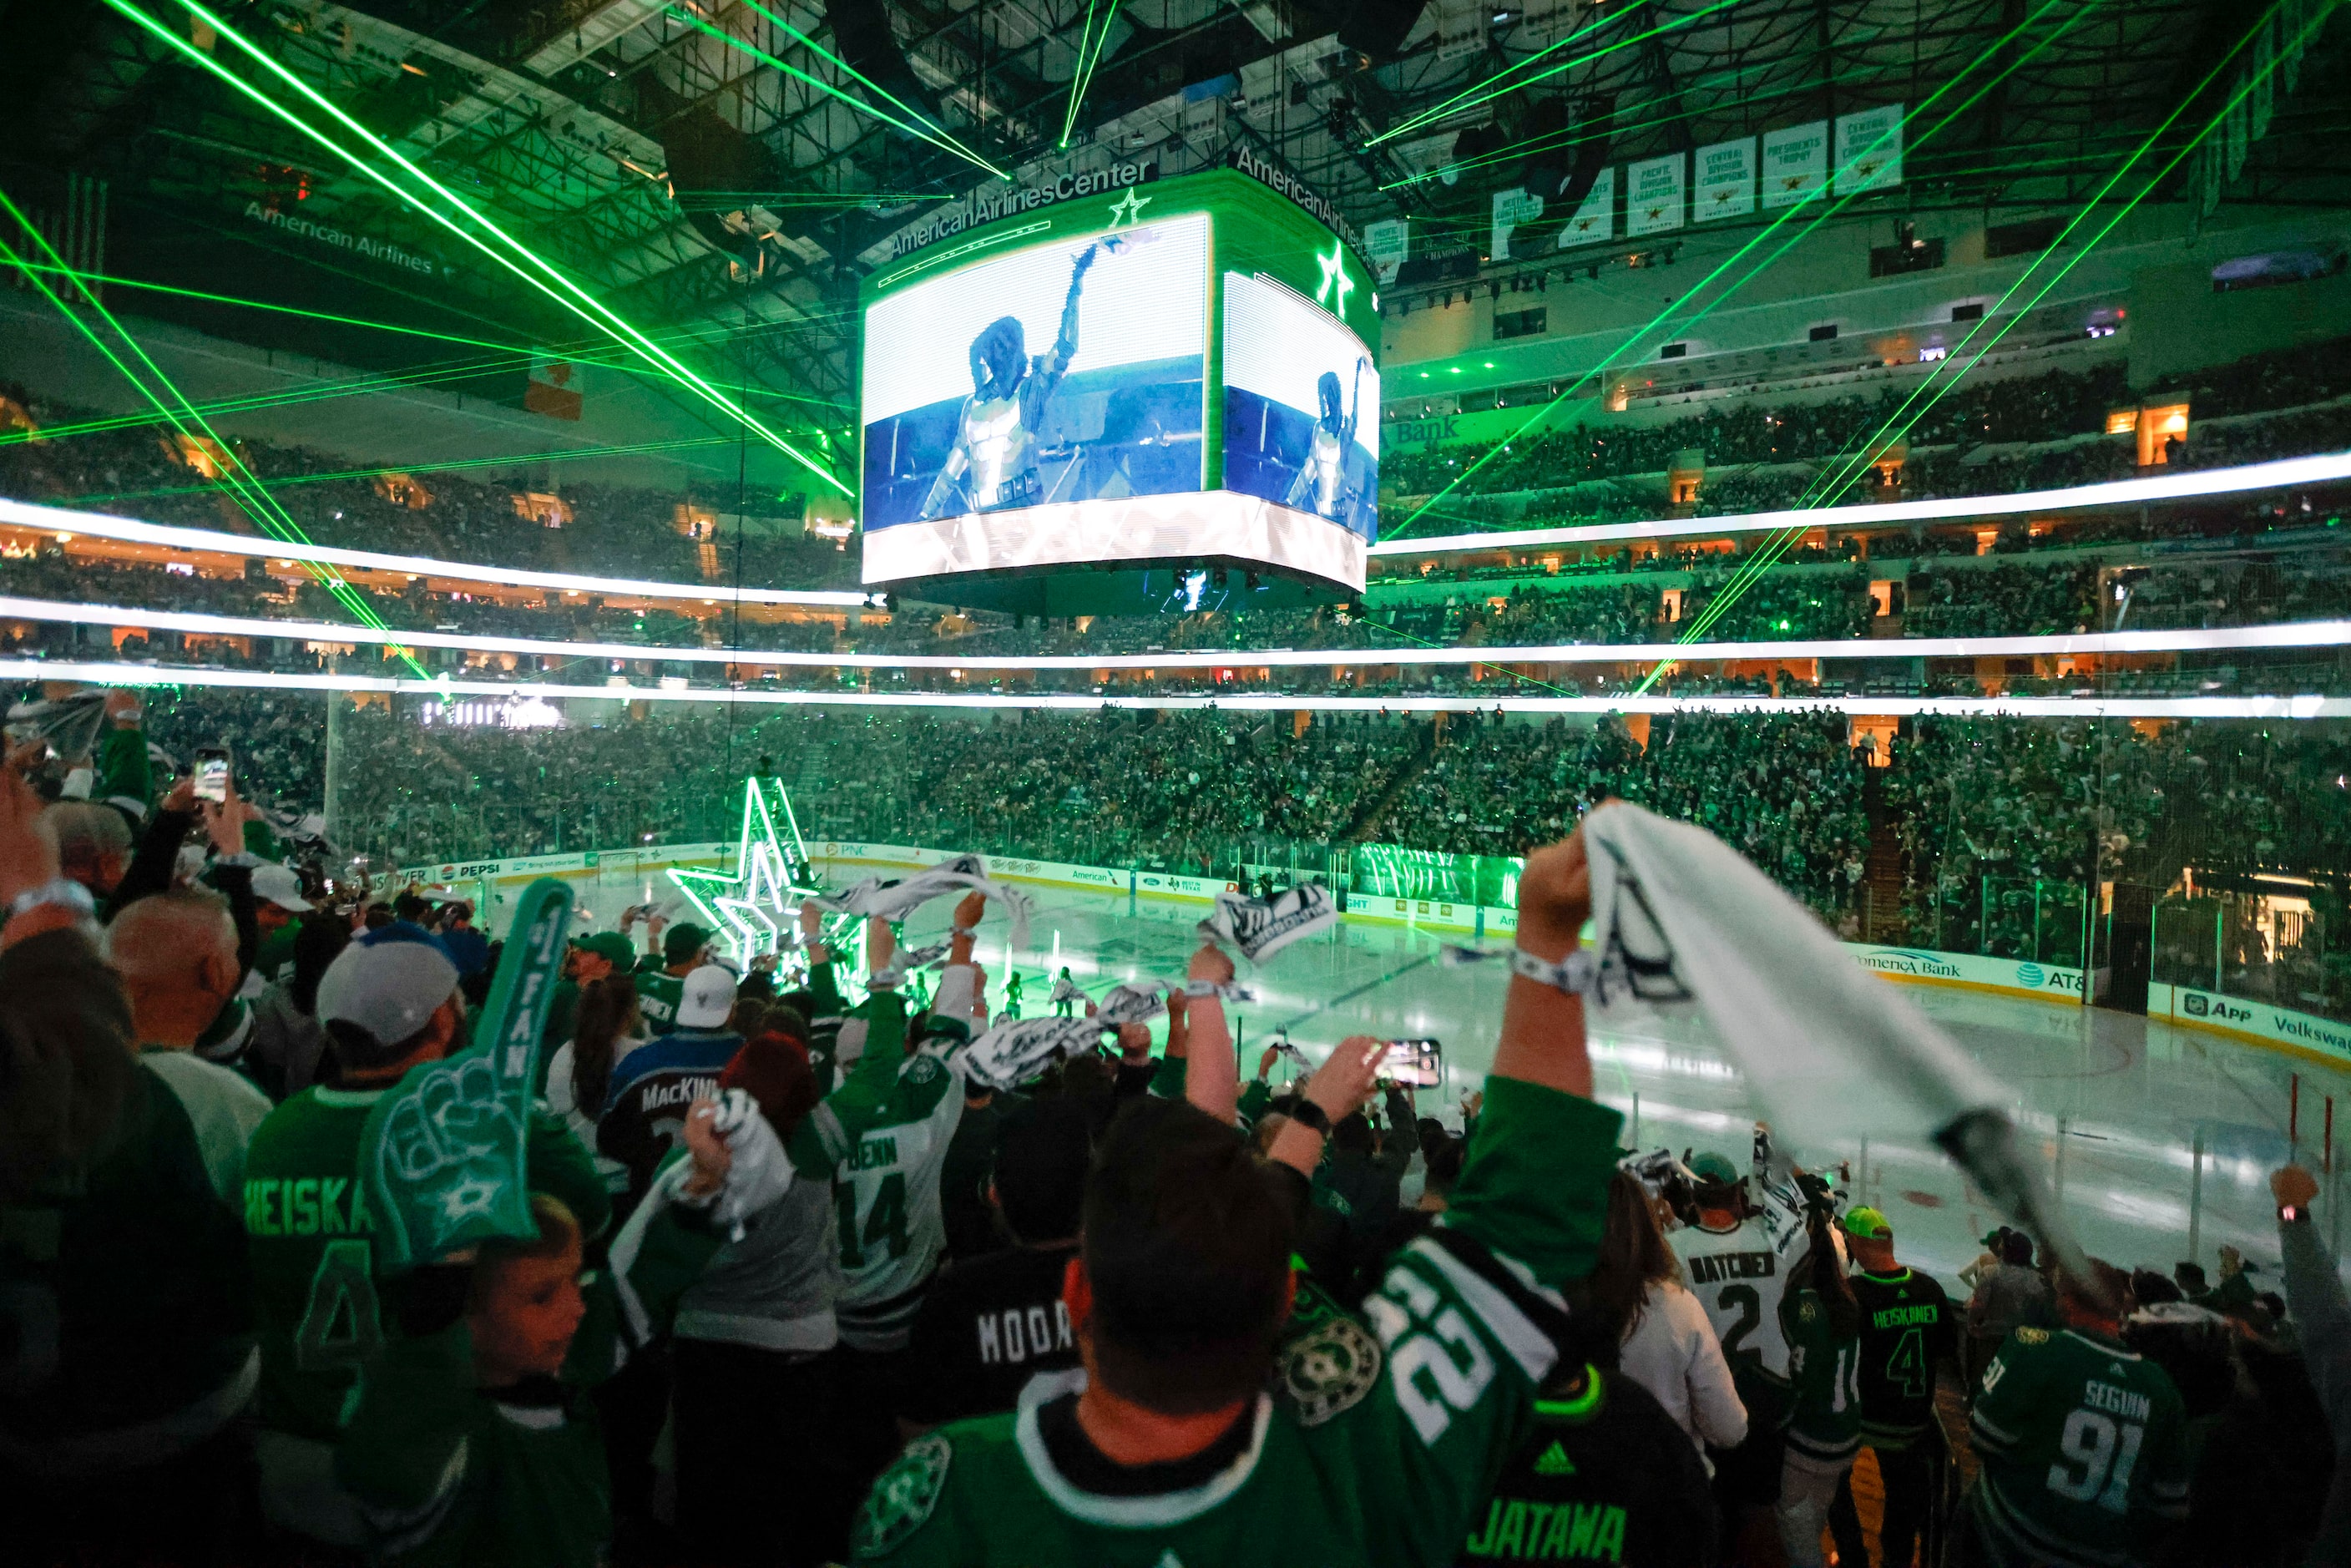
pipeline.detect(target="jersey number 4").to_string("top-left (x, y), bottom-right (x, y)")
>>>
top-left (839, 1173), bottom-right (910, 1268)
top-left (2046, 1409), bottom-right (2146, 1514)
top-left (1884, 1326), bottom-right (1929, 1399)
top-left (295, 1240), bottom-right (383, 1373)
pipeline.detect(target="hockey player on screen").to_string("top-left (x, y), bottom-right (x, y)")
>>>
top-left (918, 240), bottom-right (1110, 520)
top-left (1283, 356), bottom-right (1371, 522)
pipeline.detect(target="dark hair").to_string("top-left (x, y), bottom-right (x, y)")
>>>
top-left (1330, 1111), bottom-right (1374, 1155)
top-left (1082, 1098), bottom-right (1294, 1414)
top-left (994, 1097), bottom-right (1094, 1244)
top-left (1585, 1171), bottom-right (1679, 1343)
top-left (727, 997), bottom-right (769, 1039)
top-left (362, 903), bottom-right (395, 930)
top-left (1061, 1054), bottom-right (1114, 1100)
top-left (288, 912), bottom-right (352, 1017)
top-left (570, 974), bottom-right (640, 1115)
top-left (2060, 1257), bottom-right (2133, 1316)
top-left (1423, 1135), bottom-right (1465, 1197)
top-left (0, 942), bottom-right (136, 1201)
top-left (2002, 1231), bottom-right (2037, 1267)
top-left (392, 893), bottom-right (430, 924)
top-left (324, 1013), bottom-right (443, 1077)
top-left (2130, 1268), bottom-right (2183, 1307)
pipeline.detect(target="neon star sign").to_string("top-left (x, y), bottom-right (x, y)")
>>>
top-left (668, 776), bottom-right (817, 962)
top-left (1314, 240), bottom-right (1356, 316)
top-left (1106, 189), bottom-right (1153, 228)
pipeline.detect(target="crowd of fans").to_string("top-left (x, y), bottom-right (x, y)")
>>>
top-left (4, 685), bottom-right (2344, 1567)
top-left (1379, 339), bottom-right (2351, 529)
top-left (13, 535), bottom-right (2351, 692)
top-left (0, 382), bottom-right (857, 589)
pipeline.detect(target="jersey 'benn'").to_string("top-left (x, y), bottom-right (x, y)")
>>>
top-left (1968, 1325), bottom-right (2191, 1567)
top-left (1851, 1267), bottom-right (1956, 1446)
top-left (851, 1080), bottom-right (1623, 1568)
top-left (832, 996), bottom-right (967, 1352)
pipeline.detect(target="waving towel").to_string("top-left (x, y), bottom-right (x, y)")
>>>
top-left (1577, 802), bottom-right (2086, 1279)
top-left (808, 852), bottom-right (1034, 948)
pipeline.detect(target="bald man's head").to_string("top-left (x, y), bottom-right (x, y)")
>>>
top-left (106, 889), bottom-right (240, 1049)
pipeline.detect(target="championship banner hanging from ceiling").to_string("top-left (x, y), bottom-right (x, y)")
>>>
top-left (1834, 104), bottom-right (1905, 194)
top-left (1560, 166), bottom-right (1615, 247)
top-left (1762, 120), bottom-right (1828, 210)
top-left (1626, 154), bottom-right (1686, 236)
top-left (1696, 137), bottom-right (1756, 221)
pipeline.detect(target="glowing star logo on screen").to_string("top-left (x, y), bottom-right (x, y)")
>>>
top-left (1106, 190), bottom-right (1153, 228)
top-left (1314, 240), bottom-right (1355, 316)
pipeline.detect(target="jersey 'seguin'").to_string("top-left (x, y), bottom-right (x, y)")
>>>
top-left (1968, 1325), bottom-right (2191, 1568)
top-left (851, 1080), bottom-right (1621, 1567)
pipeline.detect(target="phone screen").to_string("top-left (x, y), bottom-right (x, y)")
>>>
top-left (194, 749), bottom-right (231, 804)
top-left (1380, 1039), bottom-right (1443, 1087)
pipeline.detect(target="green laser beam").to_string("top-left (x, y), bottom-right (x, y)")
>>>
top-left (117, 0), bottom-right (849, 497)
top-left (1370, 0), bottom-right (1749, 148)
top-left (1059, 0), bottom-right (1121, 149)
top-left (0, 304), bottom-right (842, 450)
top-left (1359, 618), bottom-right (1580, 697)
top-left (0, 200), bottom-right (429, 677)
top-left (703, 0), bottom-right (1008, 180)
top-left (1643, 0), bottom-right (2309, 680)
top-left (1390, 0), bottom-right (2097, 539)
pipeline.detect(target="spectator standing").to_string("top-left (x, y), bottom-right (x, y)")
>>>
top-left (1674, 1150), bottom-right (1796, 1557)
top-left (437, 898), bottom-right (490, 981)
top-left (635, 922), bottom-right (712, 1034)
top-left (543, 929), bottom-right (635, 1059)
top-left (240, 925), bottom-right (608, 1549)
top-left (1776, 1208), bottom-right (1863, 1568)
top-left (246, 912), bottom-right (351, 1102)
top-left (245, 862), bottom-right (314, 986)
top-left (544, 973), bottom-right (647, 1197)
top-left (1587, 1171), bottom-right (1747, 1459)
top-left (899, 1096), bottom-right (1093, 1434)
top-left (1828, 1206), bottom-right (1958, 1568)
top-left (2272, 1164), bottom-right (2351, 1562)
top-left (847, 832), bottom-right (1620, 1568)
top-left (1963, 1261), bottom-right (2189, 1567)
top-left (670, 1030), bottom-right (842, 1568)
top-left (597, 964), bottom-right (744, 1215)
top-left (1966, 1230), bottom-right (2055, 1390)
top-left (0, 762), bottom-right (256, 1565)
top-left (106, 888), bottom-right (274, 1203)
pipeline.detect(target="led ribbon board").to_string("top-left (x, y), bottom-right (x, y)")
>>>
top-left (858, 169), bottom-right (1383, 594)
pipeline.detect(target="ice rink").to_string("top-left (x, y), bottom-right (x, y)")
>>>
top-left (905, 877), bottom-right (2351, 1292)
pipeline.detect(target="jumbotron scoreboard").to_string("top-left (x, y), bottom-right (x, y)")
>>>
top-left (857, 169), bottom-right (1381, 608)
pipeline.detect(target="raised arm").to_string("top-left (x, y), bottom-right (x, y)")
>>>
top-left (1181, 941), bottom-right (1239, 1124)
top-left (1489, 834), bottom-right (1595, 1097)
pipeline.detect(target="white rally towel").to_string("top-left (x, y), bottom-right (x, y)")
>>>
top-left (1198, 883), bottom-right (1337, 964)
top-left (959, 1014), bottom-right (1110, 1091)
top-left (808, 852), bottom-right (1034, 948)
top-left (1577, 802), bottom-right (2086, 1277)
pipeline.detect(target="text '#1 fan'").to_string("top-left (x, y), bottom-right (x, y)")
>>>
top-left (857, 168), bottom-right (1381, 615)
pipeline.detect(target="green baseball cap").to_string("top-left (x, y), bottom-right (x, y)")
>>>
top-left (1689, 1151), bottom-right (1741, 1186)
top-left (571, 932), bottom-right (638, 970)
top-left (1843, 1206), bottom-right (1893, 1242)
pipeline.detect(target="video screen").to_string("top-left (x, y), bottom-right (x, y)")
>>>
top-left (860, 215), bottom-right (1208, 571)
top-left (1221, 271), bottom-right (1379, 544)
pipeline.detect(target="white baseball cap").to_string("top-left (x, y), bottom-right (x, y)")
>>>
top-left (251, 862), bottom-right (314, 913)
top-left (676, 964), bottom-right (740, 1030)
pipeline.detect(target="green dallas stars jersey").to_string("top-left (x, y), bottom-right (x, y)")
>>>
top-left (1778, 1282), bottom-right (1862, 1465)
top-left (852, 1081), bottom-right (1622, 1568)
top-left (1967, 1325), bottom-right (2191, 1568)
top-left (241, 1087), bottom-right (610, 1443)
